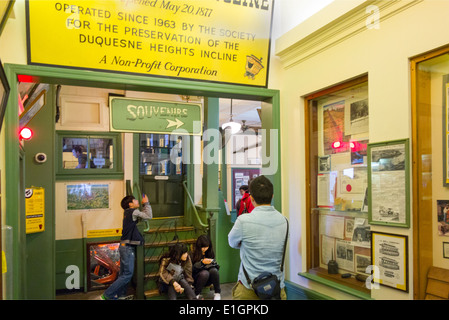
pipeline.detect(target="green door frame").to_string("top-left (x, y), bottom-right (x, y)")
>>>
top-left (4, 63), bottom-right (281, 299)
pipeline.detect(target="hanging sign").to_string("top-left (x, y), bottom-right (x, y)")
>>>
top-left (26, 0), bottom-right (273, 87)
top-left (25, 187), bottom-right (45, 234)
top-left (110, 96), bottom-right (202, 135)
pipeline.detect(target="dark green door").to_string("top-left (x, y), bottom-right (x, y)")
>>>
top-left (138, 134), bottom-right (185, 218)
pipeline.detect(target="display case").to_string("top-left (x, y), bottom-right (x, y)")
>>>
top-left (139, 133), bottom-right (183, 176)
top-left (305, 76), bottom-right (371, 292)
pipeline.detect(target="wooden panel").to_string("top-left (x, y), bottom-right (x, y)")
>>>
top-left (428, 266), bottom-right (449, 281)
top-left (426, 279), bottom-right (449, 299)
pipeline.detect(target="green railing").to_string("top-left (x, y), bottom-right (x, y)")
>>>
top-left (182, 180), bottom-right (208, 228)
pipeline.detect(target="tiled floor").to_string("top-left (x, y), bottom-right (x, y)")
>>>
top-left (56, 282), bottom-right (236, 300)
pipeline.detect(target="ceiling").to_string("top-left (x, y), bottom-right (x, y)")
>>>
top-left (218, 98), bottom-right (262, 129)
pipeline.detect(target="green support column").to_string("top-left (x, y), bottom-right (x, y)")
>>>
top-left (202, 97), bottom-right (220, 247)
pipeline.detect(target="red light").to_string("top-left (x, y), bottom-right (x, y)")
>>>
top-left (19, 127), bottom-right (33, 140)
top-left (332, 141), bottom-right (341, 149)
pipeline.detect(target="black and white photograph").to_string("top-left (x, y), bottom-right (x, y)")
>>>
top-left (368, 140), bottom-right (410, 228)
top-left (318, 155), bottom-right (331, 173)
top-left (355, 254), bottom-right (371, 274)
top-left (350, 99), bottom-right (368, 123)
top-left (371, 145), bottom-right (405, 172)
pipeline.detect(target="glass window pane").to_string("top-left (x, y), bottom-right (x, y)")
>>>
top-left (140, 134), bottom-right (183, 175)
top-left (89, 138), bottom-right (114, 169)
top-left (307, 79), bottom-right (370, 284)
top-left (63, 138), bottom-right (88, 169)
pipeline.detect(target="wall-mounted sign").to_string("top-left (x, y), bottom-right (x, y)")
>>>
top-left (25, 187), bottom-right (45, 234)
top-left (26, 0), bottom-right (273, 87)
top-left (110, 97), bottom-right (202, 135)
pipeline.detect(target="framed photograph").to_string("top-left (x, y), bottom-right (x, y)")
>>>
top-left (66, 183), bottom-right (110, 211)
top-left (367, 139), bottom-right (410, 228)
top-left (437, 200), bottom-right (449, 236)
top-left (0, 58), bottom-right (10, 132)
top-left (371, 231), bottom-right (409, 292)
top-left (318, 156), bottom-right (331, 173)
top-left (444, 242), bottom-right (449, 259)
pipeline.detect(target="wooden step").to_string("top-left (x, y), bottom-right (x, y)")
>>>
top-left (144, 238), bottom-right (196, 248)
top-left (144, 289), bottom-right (161, 299)
top-left (144, 256), bottom-right (160, 263)
top-left (145, 271), bottom-right (159, 280)
top-left (145, 226), bottom-right (195, 234)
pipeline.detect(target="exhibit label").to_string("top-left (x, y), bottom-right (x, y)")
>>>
top-left (110, 97), bottom-right (202, 135)
top-left (25, 187), bottom-right (45, 234)
top-left (26, 0), bottom-right (273, 87)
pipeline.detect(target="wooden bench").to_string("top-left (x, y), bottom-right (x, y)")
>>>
top-left (425, 266), bottom-right (449, 300)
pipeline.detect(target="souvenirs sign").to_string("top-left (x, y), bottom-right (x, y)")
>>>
top-left (26, 0), bottom-right (273, 87)
top-left (110, 97), bottom-right (202, 135)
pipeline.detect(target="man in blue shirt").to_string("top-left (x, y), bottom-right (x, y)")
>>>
top-left (228, 175), bottom-right (288, 300)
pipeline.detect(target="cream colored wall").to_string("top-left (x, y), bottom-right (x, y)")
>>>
top-left (275, 0), bottom-right (449, 300)
top-left (0, 0), bottom-right (26, 64)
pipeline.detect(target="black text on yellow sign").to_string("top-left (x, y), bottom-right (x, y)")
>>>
top-left (27, 0), bottom-right (273, 87)
top-left (25, 187), bottom-right (45, 234)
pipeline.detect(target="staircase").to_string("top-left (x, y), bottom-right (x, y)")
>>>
top-left (142, 216), bottom-right (203, 299)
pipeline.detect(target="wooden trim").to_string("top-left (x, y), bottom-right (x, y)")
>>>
top-left (304, 74), bottom-right (368, 272)
top-left (410, 44), bottom-right (449, 300)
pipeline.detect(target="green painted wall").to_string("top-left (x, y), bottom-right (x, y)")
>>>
top-left (23, 85), bottom-right (56, 299)
top-left (4, 63), bottom-right (281, 299)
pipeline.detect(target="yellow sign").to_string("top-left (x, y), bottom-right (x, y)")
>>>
top-left (25, 187), bottom-right (45, 234)
top-left (2, 251), bottom-right (6, 274)
top-left (27, 0), bottom-right (273, 87)
top-left (87, 228), bottom-right (122, 238)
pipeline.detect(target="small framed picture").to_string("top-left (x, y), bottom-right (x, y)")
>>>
top-left (318, 155), bottom-right (331, 173)
top-left (371, 231), bottom-right (409, 292)
top-left (443, 242), bottom-right (449, 259)
top-left (368, 139), bottom-right (410, 228)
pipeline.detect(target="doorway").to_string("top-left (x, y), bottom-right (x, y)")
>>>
top-left (3, 63), bottom-right (281, 299)
top-left (139, 133), bottom-right (185, 218)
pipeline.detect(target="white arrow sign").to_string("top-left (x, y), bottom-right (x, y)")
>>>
top-left (166, 118), bottom-right (184, 129)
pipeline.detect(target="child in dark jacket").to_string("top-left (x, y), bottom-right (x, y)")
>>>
top-left (101, 194), bottom-right (152, 300)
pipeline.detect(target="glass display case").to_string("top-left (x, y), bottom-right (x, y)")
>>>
top-left (139, 133), bottom-right (183, 176)
top-left (305, 76), bottom-right (371, 292)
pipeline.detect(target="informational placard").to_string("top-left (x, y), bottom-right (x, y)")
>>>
top-left (25, 187), bottom-right (45, 234)
top-left (110, 97), bottom-right (202, 134)
top-left (371, 232), bottom-right (409, 292)
top-left (26, 0), bottom-right (273, 87)
top-left (87, 228), bottom-right (122, 238)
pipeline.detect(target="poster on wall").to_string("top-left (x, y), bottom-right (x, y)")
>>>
top-left (231, 167), bottom-right (260, 210)
top-left (322, 100), bottom-right (350, 155)
top-left (437, 200), bottom-right (449, 236)
top-left (368, 139), bottom-right (410, 228)
top-left (66, 183), bottom-right (110, 211)
top-left (25, 187), bottom-right (45, 234)
top-left (26, 0), bottom-right (273, 87)
top-left (371, 231), bottom-right (409, 292)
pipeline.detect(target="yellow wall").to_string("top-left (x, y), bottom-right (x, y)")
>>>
top-left (276, 0), bottom-right (449, 300)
